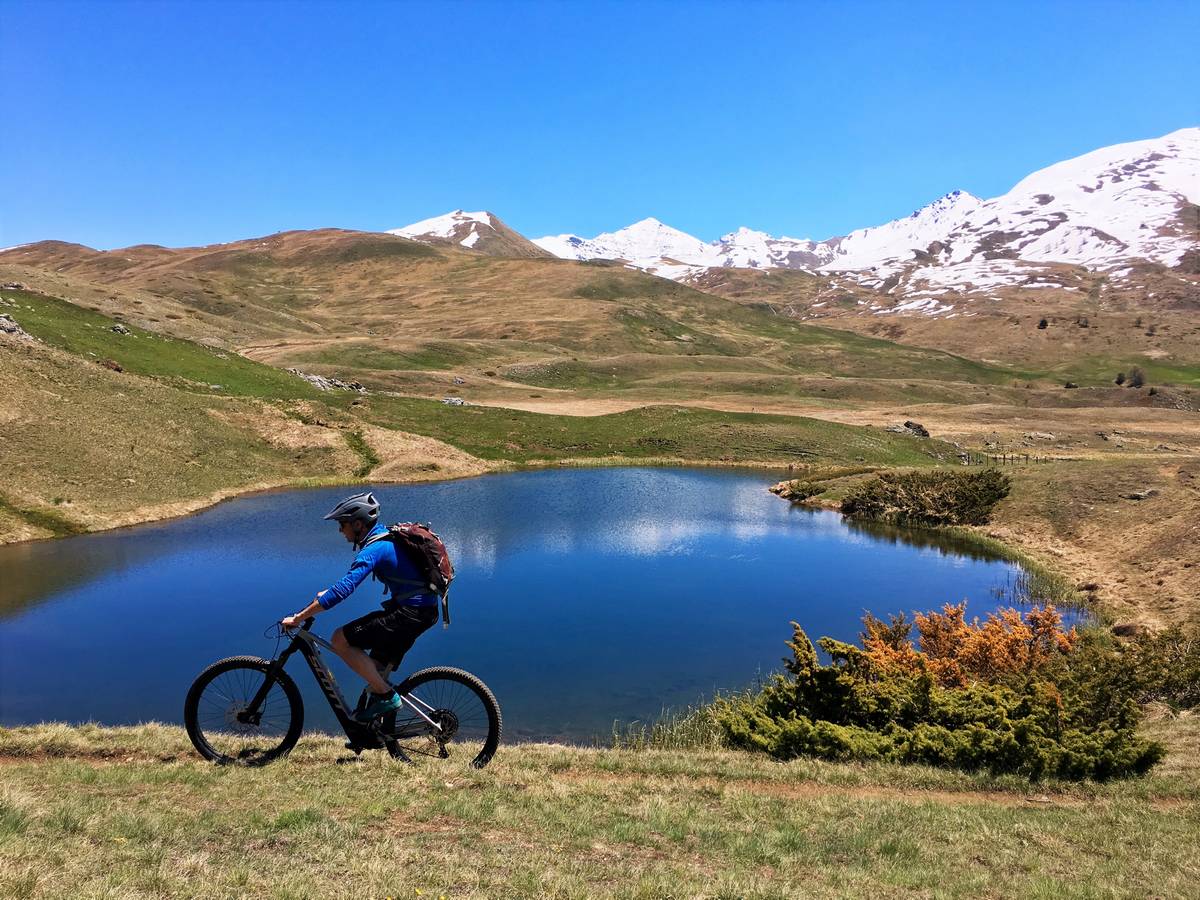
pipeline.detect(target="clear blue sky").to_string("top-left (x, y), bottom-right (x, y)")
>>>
top-left (3, 0), bottom-right (1197, 249)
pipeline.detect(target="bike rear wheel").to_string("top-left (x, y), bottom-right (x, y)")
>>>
top-left (184, 656), bottom-right (304, 766)
top-left (385, 667), bottom-right (501, 769)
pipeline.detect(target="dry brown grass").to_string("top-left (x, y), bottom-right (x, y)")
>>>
top-left (987, 458), bottom-right (1200, 630)
top-left (1, 722), bottom-right (1197, 899)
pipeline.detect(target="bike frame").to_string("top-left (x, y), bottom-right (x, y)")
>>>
top-left (246, 620), bottom-right (443, 750)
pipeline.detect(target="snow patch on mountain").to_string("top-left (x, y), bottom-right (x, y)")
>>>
top-left (387, 209), bottom-right (552, 258)
top-left (388, 210), bottom-right (493, 243)
top-left (531, 233), bottom-right (609, 261)
top-left (822, 190), bottom-right (983, 271)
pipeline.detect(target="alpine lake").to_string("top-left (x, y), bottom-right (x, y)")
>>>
top-left (0, 467), bottom-right (1030, 742)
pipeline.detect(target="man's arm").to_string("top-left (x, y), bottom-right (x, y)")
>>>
top-left (282, 545), bottom-right (382, 626)
top-left (281, 594), bottom-right (326, 628)
top-left (319, 549), bottom-right (380, 609)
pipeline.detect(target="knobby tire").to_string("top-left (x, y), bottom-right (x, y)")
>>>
top-left (184, 656), bottom-right (304, 766)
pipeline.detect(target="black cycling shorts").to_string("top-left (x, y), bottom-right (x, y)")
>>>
top-left (342, 603), bottom-right (438, 668)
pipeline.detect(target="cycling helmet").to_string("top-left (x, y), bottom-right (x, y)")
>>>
top-left (322, 491), bottom-right (379, 526)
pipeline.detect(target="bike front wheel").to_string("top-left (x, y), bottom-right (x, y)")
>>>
top-left (387, 667), bottom-right (501, 769)
top-left (184, 656), bottom-right (304, 766)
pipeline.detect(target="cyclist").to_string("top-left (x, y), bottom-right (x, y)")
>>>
top-left (281, 491), bottom-right (439, 722)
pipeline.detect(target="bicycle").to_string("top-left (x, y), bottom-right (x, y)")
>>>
top-left (183, 618), bottom-right (501, 768)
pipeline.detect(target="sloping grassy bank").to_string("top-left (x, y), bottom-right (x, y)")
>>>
top-left (1, 288), bottom-right (950, 544)
top-left (1, 722), bottom-right (1198, 899)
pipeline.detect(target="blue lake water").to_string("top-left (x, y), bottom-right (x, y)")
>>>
top-left (0, 467), bottom-right (1024, 742)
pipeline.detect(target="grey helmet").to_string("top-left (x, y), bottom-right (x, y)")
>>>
top-left (322, 491), bottom-right (379, 526)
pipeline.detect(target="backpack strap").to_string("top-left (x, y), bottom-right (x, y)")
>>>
top-left (363, 523), bottom-right (452, 628)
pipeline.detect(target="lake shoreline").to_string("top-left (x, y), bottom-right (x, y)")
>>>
top-left (9, 452), bottom-right (1181, 632)
top-left (0, 454), bottom-right (806, 547)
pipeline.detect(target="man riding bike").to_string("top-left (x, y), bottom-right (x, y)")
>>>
top-left (281, 491), bottom-right (439, 723)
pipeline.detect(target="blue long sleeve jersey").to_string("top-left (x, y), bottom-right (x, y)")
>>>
top-left (318, 522), bottom-right (438, 610)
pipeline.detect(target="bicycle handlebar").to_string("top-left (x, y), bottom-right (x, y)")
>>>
top-left (281, 617), bottom-right (316, 634)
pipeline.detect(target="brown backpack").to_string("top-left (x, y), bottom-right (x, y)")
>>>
top-left (365, 522), bottom-right (456, 626)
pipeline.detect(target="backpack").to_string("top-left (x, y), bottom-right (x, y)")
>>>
top-left (364, 522), bottom-right (456, 627)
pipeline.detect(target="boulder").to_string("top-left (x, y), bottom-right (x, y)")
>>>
top-left (888, 421), bottom-right (930, 438)
top-left (110, 323), bottom-right (132, 335)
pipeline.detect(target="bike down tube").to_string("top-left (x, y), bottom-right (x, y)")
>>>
top-left (266, 622), bottom-right (441, 742)
top-left (280, 620), bottom-right (382, 745)
top-left (291, 623), bottom-right (442, 732)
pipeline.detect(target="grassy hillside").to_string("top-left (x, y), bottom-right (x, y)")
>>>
top-left (0, 326), bottom-right (351, 541)
top-left (0, 721), bottom-right (1197, 898)
top-left (0, 286), bottom-right (951, 542)
top-left (3, 290), bottom-right (318, 399)
top-left (1, 231), bottom-right (1055, 410)
top-left (690, 265), bottom-right (1200, 386)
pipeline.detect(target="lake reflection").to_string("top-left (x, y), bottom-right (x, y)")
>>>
top-left (0, 468), bottom-right (1022, 741)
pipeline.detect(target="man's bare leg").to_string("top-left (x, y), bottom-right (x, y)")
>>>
top-left (331, 628), bottom-right (393, 694)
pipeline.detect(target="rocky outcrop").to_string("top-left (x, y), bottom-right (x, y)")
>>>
top-left (0, 314), bottom-right (33, 340)
top-left (286, 368), bottom-right (367, 393)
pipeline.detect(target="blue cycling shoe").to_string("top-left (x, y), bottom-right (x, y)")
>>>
top-left (354, 689), bottom-right (401, 723)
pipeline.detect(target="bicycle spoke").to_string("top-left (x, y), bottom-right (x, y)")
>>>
top-left (188, 661), bottom-right (299, 764)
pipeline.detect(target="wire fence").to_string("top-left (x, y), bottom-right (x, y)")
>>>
top-left (959, 452), bottom-right (1053, 466)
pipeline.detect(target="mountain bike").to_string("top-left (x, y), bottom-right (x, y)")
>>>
top-left (183, 618), bottom-right (501, 768)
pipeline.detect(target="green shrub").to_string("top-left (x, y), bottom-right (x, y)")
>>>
top-left (717, 620), bottom-right (1163, 780)
top-left (1127, 627), bottom-right (1200, 709)
top-left (841, 468), bottom-right (1011, 526)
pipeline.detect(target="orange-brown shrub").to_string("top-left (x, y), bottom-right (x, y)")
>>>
top-left (861, 603), bottom-right (1077, 688)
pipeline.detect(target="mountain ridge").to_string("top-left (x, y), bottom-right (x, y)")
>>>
top-left (392, 127), bottom-right (1198, 292)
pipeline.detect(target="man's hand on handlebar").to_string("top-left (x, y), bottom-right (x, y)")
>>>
top-left (282, 597), bottom-right (325, 630)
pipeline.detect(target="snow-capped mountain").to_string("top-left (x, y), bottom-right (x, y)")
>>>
top-left (715, 227), bottom-right (835, 270)
top-left (387, 210), bottom-right (551, 259)
top-left (532, 218), bottom-right (832, 277)
top-left (533, 218), bottom-right (722, 272)
top-left (391, 128), bottom-right (1198, 298)
top-left (525, 127), bottom-right (1199, 287)
top-left (825, 128), bottom-right (1199, 279)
